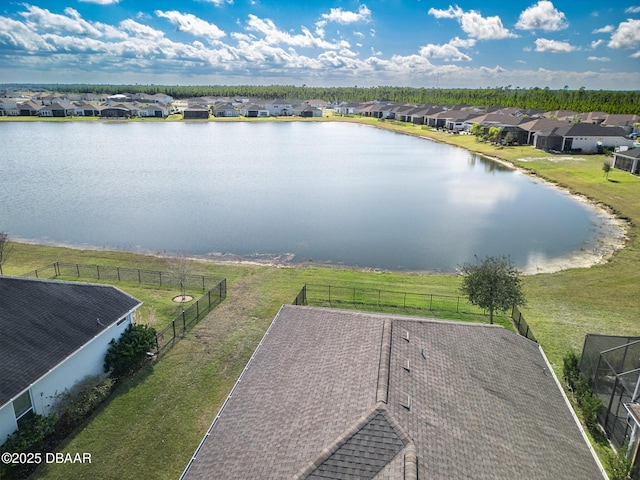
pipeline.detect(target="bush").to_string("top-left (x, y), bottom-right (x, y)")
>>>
top-left (563, 350), bottom-right (581, 391)
top-left (0, 414), bottom-right (56, 479)
top-left (51, 375), bottom-right (116, 436)
top-left (104, 324), bottom-right (156, 378)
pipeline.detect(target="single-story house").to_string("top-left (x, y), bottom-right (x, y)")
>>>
top-left (0, 277), bottom-right (141, 442)
top-left (74, 101), bottom-right (101, 117)
top-left (180, 305), bottom-right (606, 479)
top-left (296, 105), bottom-right (323, 118)
top-left (212, 103), bottom-right (238, 117)
top-left (533, 123), bottom-right (634, 153)
top-left (183, 105), bottom-right (210, 119)
top-left (240, 103), bottom-right (269, 118)
top-left (333, 102), bottom-right (363, 115)
top-left (101, 105), bottom-right (131, 118)
top-left (613, 148), bottom-right (640, 175)
top-left (137, 103), bottom-right (169, 118)
top-left (17, 100), bottom-right (41, 116)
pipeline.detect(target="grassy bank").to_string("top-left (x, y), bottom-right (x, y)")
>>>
top-left (3, 116), bottom-right (638, 479)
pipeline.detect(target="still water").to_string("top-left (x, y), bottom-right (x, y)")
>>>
top-left (0, 121), bottom-right (616, 272)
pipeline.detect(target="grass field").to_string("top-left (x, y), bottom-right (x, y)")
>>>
top-left (2, 115), bottom-right (638, 479)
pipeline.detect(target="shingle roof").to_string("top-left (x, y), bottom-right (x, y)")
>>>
top-left (181, 305), bottom-right (606, 480)
top-left (0, 277), bottom-right (141, 406)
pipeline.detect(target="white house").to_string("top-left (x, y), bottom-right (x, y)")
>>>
top-left (264, 101), bottom-right (293, 116)
top-left (0, 277), bottom-right (142, 442)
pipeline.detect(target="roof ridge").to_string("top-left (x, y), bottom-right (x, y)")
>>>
top-left (376, 319), bottom-right (392, 404)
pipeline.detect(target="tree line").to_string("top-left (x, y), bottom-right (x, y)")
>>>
top-left (13, 83), bottom-right (640, 114)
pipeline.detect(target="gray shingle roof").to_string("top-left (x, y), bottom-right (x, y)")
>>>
top-left (0, 277), bottom-right (141, 406)
top-left (181, 305), bottom-right (606, 480)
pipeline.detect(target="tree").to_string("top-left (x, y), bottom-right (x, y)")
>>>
top-left (459, 255), bottom-right (526, 324)
top-left (0, 231), bottom-right (14, 275)
top-left (603, 160), bottom-right (612, 180)
top-left (103, 324), bottom-right (156, 378)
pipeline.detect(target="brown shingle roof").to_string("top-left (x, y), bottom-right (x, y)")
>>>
top-left (181, 306), bottom-right (606, 480)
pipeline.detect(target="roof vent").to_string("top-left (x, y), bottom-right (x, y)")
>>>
top-left (399, 392), bottom-right (411, 410)
top-left (402, 359), bottom-right (410, 372)
top-left (403, 330), bottom-right (410, 342)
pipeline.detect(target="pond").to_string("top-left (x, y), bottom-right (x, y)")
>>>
top-left (0, 121), bottom-right (623, 272)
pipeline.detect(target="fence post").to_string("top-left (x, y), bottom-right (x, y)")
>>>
top-left (172, 321), bottom-right (176, 341)
top-left (55, 262), bottom-right (60, 277)
top-left (182, 311), bottom-right (186, 334)
top-left (429, 294), bottom-right (433, 311)
top-left (76, 264), bottom-right (80, 277)
top-left (456, 296), bottom-right (460, 313)
top-left (97, 265), bottom-right (100, 280)
top-left (159, 271), bottom-right (162, 287)
top-left (196, 300), bottom-right (200, 319)
top-left (404, 292), bottom-right (407, 309)
top-left (329, 285), bottom-right (331, 307)
top-left (138, 269), bottom-right (141, 284)
top-left (155, 334), bottom-right (160, 354)
top-left (117, 267), bottom-right (121, 282)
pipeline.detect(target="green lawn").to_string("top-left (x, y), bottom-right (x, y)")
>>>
top-left (2, 116), bottom-right (637, 479)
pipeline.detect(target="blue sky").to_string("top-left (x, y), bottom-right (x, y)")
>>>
top-left (1, 0), bottom-right (638, 90)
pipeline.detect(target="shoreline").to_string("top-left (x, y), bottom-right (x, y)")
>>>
top-left (6, 117), bottom-right (630, 277)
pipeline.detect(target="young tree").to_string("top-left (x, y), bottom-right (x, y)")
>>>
top-left (459, 255), bottom-right (526, 324)
top-left (603, 160), bottom-right (612, 180)
top-left (0, 231), bottom-right (14, 275)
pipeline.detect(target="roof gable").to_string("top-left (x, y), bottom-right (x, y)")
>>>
top-left (0, 277), bottom-right (141, 406)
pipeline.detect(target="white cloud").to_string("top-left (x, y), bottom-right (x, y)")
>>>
top-left (320, 5), bottom-right (371, 25)
top-left (587, 56), bottom-right (610, 61)
top-left (419, 43), bottom-right (472, 61)
top-left (591, 39), bottom-right (603, 48)
top-left (246, 14), bottom-right (349, 50)
top-left (593, 25), bottom-right (614, 34)
top-left (516, 1), bottom-right (568, 31)
top-left (119, 19), bottom-right (165, 40)
top-left (78, 0), bottom-right (120, 4)
top-left (20, 5), bottom-right (103, 37)
top-left (202, 0), bottom-right (234, 5)
top-left (608, 19), bottom-right (640, 49)
top-left (428, 6), bottom-right (516, 40)
top-left (625, 6), bottom-right (640, 13)
top-left (534, 38), bottom-right (577, 52)
top-left (156, 11), bottom-right (226, 42)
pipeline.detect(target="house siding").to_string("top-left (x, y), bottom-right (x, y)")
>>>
top-left (0, 311), bottom-right (134, 442)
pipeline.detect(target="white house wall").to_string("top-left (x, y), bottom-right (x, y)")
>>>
top-left (0, 312), bottom-right (135, 443)
top-left (568, 137), bottom-right (635, 153)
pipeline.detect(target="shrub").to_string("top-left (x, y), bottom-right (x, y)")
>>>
top-left (51, 375), bottom-right (116, 436)
top-left (0, 414), bottom-right (56, 479)
top-left (563, 350), bottom-right (581, 391)
top-left (104, 324), bottom-right (156, 378)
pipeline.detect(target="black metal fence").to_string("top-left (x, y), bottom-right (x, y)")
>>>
top-left (21, 261), bottom-right (227, 355)
top-left (294, 284), bottom-right (536, 342)
top-left (511, 305), bottom-right (537, 343)
top-left (293, 283), bottom-right (488, 316)
top-left (154, 279), bottom-right (227, 355)
top-left (22, 262), bottom-right (216, 292)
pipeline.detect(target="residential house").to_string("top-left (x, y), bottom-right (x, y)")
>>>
top-left (601, 114), bottom-right (640, 135)
top-left (295, 105), bottom-right (322, 118)
top-left (183, 105), bottom-right (210, 119)
top-left (0, 277), bottom-right (141, 442)
top-left (613, 148), bottom-right (640, 175)
top-left (543, 110), bottom-right (580, 120)
top-left (39, 100), bottom-right (75, 117)
top-left (533, 123), bottom-right (634, 153)
top-left (240, 103), bottom-right (269, 118)
top-left (212, 103), bottom-right (238, 117)
top-left (180, 305), bottom-right (606, 480)
top-left (265, 101), bottom-right (293, 116)
top-left (17, 100), bottom-right (41, 116)
top-left (74, 101), bottom-right (101, 117)
top-left (0, 100), bottom-right (17, 116)
top-left (333, 102), bottom-right (363, 115)
top-left (518, 118), bottom-right (569, 145)
top-left (100, 105), bottom-right (132, 118)
top-left (304, 99), bottom-right (328, 109)
top-left (137, 103), bottom-right (169, 118)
